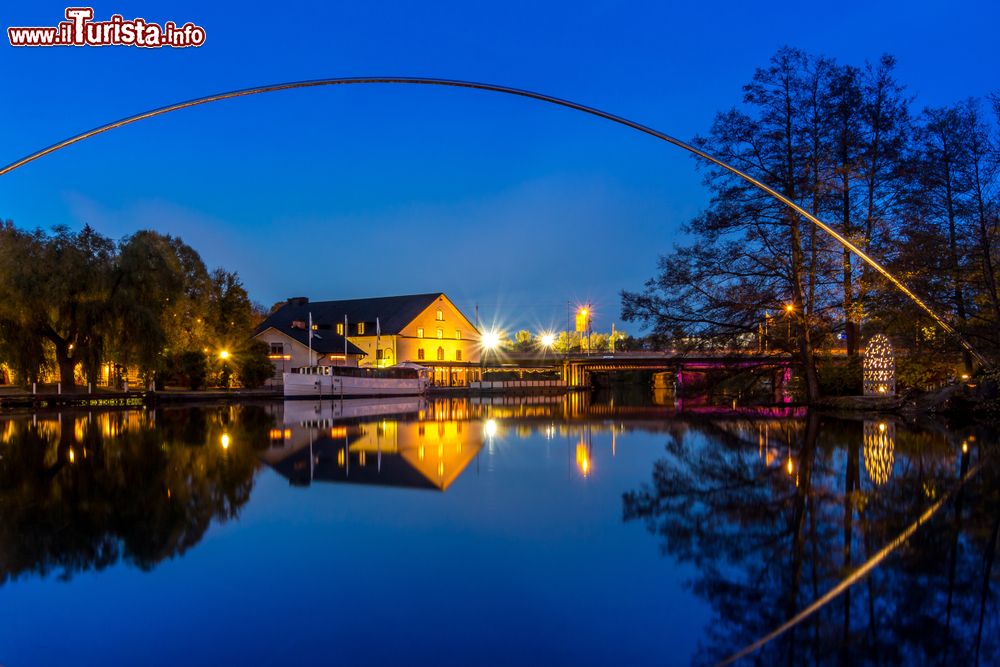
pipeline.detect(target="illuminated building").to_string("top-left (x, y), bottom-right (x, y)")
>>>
top-left (259, 416), bottom-right (483, 491)
top-left (254, 293), bottom-right (482, 387)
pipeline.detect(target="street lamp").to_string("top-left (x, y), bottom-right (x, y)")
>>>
top-left (576, 305), bottom-right (592, 354)
top-left (784, 304), bottom-right (794, 343)
top-left (539, 332), bottom-right (555, 349)
top-left (219, 349), bottom-right (230, 360)
top-left (480, 330), bottom-right (500, 383)
top-left (481, 330), bottom-right (500, 352)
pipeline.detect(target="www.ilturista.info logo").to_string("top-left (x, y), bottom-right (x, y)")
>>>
top-left (8, 7), bottom-right (206, 48)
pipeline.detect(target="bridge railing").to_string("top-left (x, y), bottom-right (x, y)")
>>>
top-left (471, 380), bottom-right (567, 391)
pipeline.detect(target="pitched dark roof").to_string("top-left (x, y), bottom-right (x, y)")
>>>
top-left (257, 293), bottom-right (450, 336)
top-left (268, 436), bottom-right (444, 491)
top-left (261, 325), bottom-right (367, 357)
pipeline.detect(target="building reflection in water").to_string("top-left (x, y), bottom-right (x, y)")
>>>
top-left (863, 420), bottom-right (895, 486)
top-left (260, 398), bottom-right (483, 490)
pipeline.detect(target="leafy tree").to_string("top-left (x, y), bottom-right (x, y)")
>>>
top-left (623, 47), bottom-right (1000, 398)
top-left (0, 222), bottom-right (261, 388)
top-left (512, 330), bottom-right (534, 352)
top-left (173, 351), bottom-right (209, 390)
top-left (623, 47), bottom-right (834, 401)
top-left (236, 340), bottom-right (274, 389)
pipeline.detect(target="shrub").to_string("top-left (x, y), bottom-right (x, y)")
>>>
top-left (817, 355), bottom-right (862, 396)
top-left (176, 351), bottom-right (208, 390)
top-left (237, 340), bottom-right (274, 389)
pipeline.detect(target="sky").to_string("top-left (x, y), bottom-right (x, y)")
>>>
top-left (2, 0), bottom-right (999, 335)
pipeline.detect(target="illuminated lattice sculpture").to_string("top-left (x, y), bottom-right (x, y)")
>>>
top-left (863, 421), bottom-right (895, 486)
top-left (863, 334), bottom-right (896, 396)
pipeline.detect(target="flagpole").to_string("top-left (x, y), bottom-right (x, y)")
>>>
top-left (344, 314), bottom-right (348, 363)
top-left (308, 312), bottom-right (313, 366)
top-left (376, 317), bottom-right (381, 368)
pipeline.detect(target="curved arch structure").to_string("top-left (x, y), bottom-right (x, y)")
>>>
top-left (1, 77), bottom-right (989, 367)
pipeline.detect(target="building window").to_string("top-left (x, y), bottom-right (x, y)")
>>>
top-left (455, 330), bottom-right (461, 340)
top-left (436, 328), bottom-right (443, 339)
top-left (269, 343), bottom-right (283, 356)
top-left (417, 349), bottom-right (425, 360)
top-left (456, 350), bottom-right (462, 361)
top-left (417, 327), bottom-right (424, 338)
top-left (437, 347), bottom-right (444, 361)
top-left (357, 322), bottom-right (365, 335)
top-left (336, 323), bottom-right (344, 335)
top-left (436, 309), bottom-right (443, 321)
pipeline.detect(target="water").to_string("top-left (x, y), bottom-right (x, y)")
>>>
top-left (0, 395), bottom-right (996, 666)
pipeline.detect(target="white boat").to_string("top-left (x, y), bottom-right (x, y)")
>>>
top-left (281, 396), bottom-right (427, 424)
top-left (283, 362), bottom-right (430, 398)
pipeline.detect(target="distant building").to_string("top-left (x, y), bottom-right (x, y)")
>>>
top-left (254, 293), bottom-right (482, 386)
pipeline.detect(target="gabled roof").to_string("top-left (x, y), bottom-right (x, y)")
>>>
top-left (258, 326), bottom-right (367, 357)
top-left (257, 293), bottom-right (471, 335)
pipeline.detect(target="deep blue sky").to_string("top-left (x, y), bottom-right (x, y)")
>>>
top-left (2, 0), bottom-right (998, 334)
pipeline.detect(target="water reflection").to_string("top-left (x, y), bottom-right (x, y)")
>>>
top-left (623, 413), bottom-right (999, 666)
top-left (261, 399), bottom-right (483, 490)
top-left (0, 406), bottom-right (266, 584)
top-left (0, 396), bottom-right (996, 666)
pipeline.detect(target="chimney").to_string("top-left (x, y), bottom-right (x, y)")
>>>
top-left (288, 296), bottom-right (309, 307)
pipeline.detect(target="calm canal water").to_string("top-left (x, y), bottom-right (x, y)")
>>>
top-left (0, 394), bottom-right (997, 666)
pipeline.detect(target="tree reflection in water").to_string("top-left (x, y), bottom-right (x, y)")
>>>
top-left (623, 414), bottom-right (1000, 666)
top-left (0, 406), bottom-right (272, 583)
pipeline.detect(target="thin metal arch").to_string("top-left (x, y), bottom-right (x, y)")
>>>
top-left (1, 76), bottom-right (988, 367)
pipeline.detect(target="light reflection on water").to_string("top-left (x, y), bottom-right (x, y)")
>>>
top-left (0, 395), bottom-right (996, 666)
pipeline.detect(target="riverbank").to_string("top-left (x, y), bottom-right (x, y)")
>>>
top-left (0, 387), bottom-right (285, 409)
top-left (814, 380), bottom-right (1000, 423)
top-left (0, 383), bottom-right (584, 409)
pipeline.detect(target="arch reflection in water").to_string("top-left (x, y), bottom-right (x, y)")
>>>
top-left (863, 420), bottom-right (895, 486)
top-left (260, 399), bottom-right (483, 490)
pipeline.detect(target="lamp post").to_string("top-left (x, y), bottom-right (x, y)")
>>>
top-left (480, 330), bottom-right (499, 383)
top-left (784, 304), bottom-right (794, 346)
top-left (219, 349), bottom-right (231, 389)
top-left (576, 305), bottom-right (591, 355)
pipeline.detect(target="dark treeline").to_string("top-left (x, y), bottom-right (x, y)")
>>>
top-left (0, 223), bottom-right (273, 389)
top-left (622, 47), bottom-right (1000, 401)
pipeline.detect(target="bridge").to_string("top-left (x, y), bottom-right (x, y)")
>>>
top-left (477, 350), bottom-right (798, 390)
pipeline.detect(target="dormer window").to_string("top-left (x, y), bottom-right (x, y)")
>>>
top-left (357, 322), bottom-right (365, 335)
top-left (436, 309), bottom-right (443, 321)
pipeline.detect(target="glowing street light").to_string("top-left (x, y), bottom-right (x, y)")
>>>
top-left (576, 305), bottom-right (592, 354)
top-left (220, 433), bottom-right (231, 449)
top-left (539, 332), bottom-right (555, 348)
top-left (219, 349), bottom-right (230, 361)
top-left (481, 331), bottom-right (501, 350)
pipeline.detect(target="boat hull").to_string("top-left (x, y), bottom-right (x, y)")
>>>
top-left (283, 372), bottom-right (429, 398)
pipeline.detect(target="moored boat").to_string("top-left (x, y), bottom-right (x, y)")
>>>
top-left (283, 362), bottom-right (430, 398)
